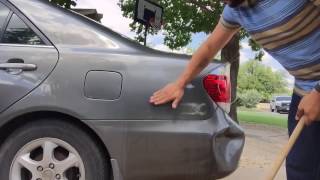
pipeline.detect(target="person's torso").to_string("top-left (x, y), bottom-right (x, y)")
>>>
top-left (234, 0), bottom-right (320, 95)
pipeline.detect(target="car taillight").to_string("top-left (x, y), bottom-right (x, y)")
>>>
top-left (203, 74), bottom-right (230, 103)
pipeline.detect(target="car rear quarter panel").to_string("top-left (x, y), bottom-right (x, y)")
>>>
top-left (5, 48), bottom-right (217, 120)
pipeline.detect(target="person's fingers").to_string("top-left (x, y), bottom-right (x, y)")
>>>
top-left (154, 98), bottom-right (172, 105)
top-left (295, 108), bottom-right (304, 121)
top-left (172, 97), bottom-right (181, 109)
top-left (151, 88), bottom-right (171, 101)
top-left (150, 96), bottom-right (161, 104)
top-left (149, 96), bottom-right (156, 103)
top-left (304, 116), bottom-right (312, 126)
top-left (150, 92), bottom-right (166, 102)
top-left (151, 93), bottom-right (173, 104)
top-left (153, 90), bottom-right (164, 96)
top-left (150, 94), bottom-right (159, 102)
top-left (152, 95), bottom-right (168, 104)
top-left (150, 83), bottom-right (184, 106)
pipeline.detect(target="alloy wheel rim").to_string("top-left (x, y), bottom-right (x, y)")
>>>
top-left (10, 138), bottom-right (85, 180)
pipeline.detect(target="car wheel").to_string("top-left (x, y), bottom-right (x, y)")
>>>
top-left (0, 118), bottom-right (110, 180)
top-left (271, 108), bottom-right (274, 112)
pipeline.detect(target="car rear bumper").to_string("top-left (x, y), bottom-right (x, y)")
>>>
top-left (87, 105), bottom-right (245, 180)
top-left (276, 106), bottom-right (290, 112)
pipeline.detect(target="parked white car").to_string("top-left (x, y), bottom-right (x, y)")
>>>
top-left (270, 96), bottom-right (292, 113)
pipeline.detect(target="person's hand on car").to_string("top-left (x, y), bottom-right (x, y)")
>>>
top-left (150, 82), bottom-right (185, 109)
top-left (296, 90), bottom-right (320, 125)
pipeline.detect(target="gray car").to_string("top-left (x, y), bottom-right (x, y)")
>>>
top-left (0, 0), bottom-right (244, 180)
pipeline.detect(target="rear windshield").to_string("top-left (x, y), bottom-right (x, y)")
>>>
top-left (276, 97), bottom-right (291, 101)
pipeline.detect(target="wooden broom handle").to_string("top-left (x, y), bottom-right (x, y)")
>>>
top-left (265, 116), bottom-right (306, 180)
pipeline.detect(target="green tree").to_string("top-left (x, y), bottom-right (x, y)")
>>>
top-left (48, 0), bottom-right (76, 9)
top-left (238, 60), bottom-right (288, 102)
top-left (118, 0), bottom-right (260, 121)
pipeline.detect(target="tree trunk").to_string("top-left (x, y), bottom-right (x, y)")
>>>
top-left (221, 33), bottom-right (240, 123)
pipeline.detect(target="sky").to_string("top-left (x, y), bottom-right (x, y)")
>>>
top-left (76, 0), bottom-right (294, 88)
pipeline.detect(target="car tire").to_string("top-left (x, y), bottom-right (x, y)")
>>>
top-left (0, 118), bottom-right (110, 180)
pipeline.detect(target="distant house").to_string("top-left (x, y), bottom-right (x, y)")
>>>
top-left (72, 8), bottom-right (103, 22)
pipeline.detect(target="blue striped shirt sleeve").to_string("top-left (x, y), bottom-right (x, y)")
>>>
top-left (221, 6), bottom-right (241, 30)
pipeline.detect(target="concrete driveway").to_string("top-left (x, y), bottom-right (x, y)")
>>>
top-left (222, 123), bottom-right (288, 180)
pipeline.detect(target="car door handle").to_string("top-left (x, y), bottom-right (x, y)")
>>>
top-left (0, 63), bottom-right (37, 71)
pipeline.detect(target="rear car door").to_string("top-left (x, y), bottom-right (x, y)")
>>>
top-left (0, 1), bottom-right (58, 113)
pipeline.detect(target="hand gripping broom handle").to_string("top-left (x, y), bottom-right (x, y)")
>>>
top-left (265, 116), bottom-right (306, 180)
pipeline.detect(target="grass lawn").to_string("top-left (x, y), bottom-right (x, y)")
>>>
top-left (238, 111), bottom-right (288, 128)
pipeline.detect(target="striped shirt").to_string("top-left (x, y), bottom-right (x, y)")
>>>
top-left (221, 0), bottom-right (320, 96)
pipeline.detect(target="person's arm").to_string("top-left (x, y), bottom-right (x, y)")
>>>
top-left (149, 20), bottom-right (239, 109)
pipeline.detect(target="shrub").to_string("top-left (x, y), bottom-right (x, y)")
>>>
top-left (238, 89), bottom-right (262, 108)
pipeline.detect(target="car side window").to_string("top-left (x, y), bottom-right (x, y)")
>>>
top-left (0, 3), bottom-right (10, 32)
top-left (2, 14), bottom-right (44, 45)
